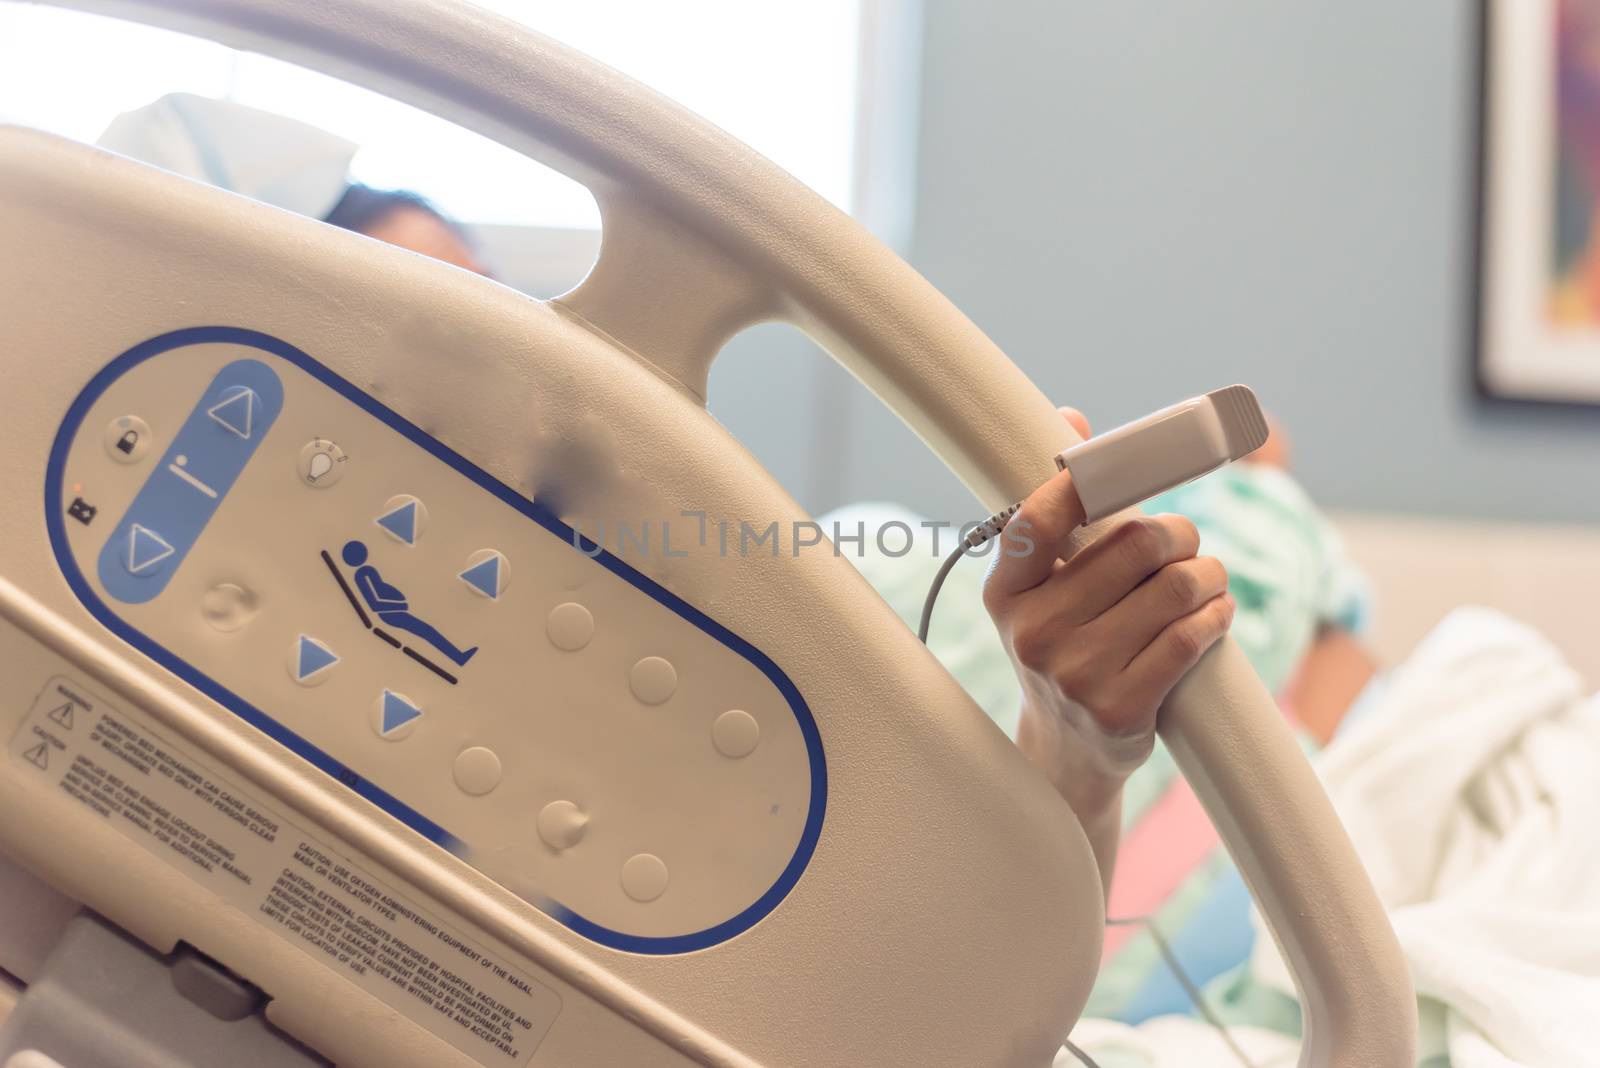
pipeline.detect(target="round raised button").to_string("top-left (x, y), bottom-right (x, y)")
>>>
top-left (537, 800), bottom-right (588, 851)
top-left (621, 853), bottom-right (669, 903)
top-left (297, 439), bottom-right (348, 488)
top-left (712, 710), bottom-right (761, 758)
top-left (375, 495), bottom-right (425, 546)
top-left (453, 747), bottom-right (502, 795)
top-left (103, 415), bottom-right (152, 463)
top-left (459, 550), bottom-right (508, 600)
top-left (372, 690), bottom-right (423, 740)
top-left (200, 583), bottom-right (257, 631)
top-left (629, 657), bottom-right (676, 705)
top-left (288, 634), bottom-right (339, 686)
top-left (546, 602), bottom-right (594, 651)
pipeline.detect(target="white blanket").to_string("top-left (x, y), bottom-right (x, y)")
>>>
top-left (1069, 608), bottom-right (1600, 1067)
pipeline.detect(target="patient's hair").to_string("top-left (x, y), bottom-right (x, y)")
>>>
top-left (322, 183), bottom-right (487, 276)
top-left (322, 184), bottom-right (462, 237)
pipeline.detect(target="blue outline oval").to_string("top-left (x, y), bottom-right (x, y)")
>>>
top-left (44, 326), bottom-right (827, 955)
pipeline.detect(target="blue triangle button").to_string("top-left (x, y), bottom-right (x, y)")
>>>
top-left (294, 635), bottom-right (339, 682)
top-left (459, 553), bottom-right (505, 599)
top-left (206, 386), bottom-right (256, 439)
top-left (379, 690), bottom-right (423, 735)
top-left (376, 499), bottom-right (420, 545)
top-left (126, 523), bottom-right (175, 574)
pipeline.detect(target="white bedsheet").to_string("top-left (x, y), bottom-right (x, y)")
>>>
top-left (1068, 607), bottom-right (1600, 1067)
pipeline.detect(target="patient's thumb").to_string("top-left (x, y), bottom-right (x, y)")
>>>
top-left (1059, 406), bottom-right (1092, 441)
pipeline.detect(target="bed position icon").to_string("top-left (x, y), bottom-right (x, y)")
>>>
top-left (340, 540), bottom-right (478, 667)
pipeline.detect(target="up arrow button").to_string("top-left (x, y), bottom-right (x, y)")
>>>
top-left (207, 386), bottom-right (256, 439)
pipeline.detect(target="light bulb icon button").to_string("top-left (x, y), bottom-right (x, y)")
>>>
top-left (297, 439), bottom-right (348, 488)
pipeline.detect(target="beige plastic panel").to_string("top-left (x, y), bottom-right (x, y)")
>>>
top-left (54, 340), bottom-right (814, 943)
top-left (4, 0), bottom-right (1415, 1064)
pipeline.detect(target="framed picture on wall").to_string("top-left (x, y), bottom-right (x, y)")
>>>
top-left (1479, 0), bottom-right (1600, 404)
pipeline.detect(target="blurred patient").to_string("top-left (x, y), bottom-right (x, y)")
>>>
top-left (98, 93), bottom-right (488, 276)
top-left (323, 183), bottom-right (489, 276)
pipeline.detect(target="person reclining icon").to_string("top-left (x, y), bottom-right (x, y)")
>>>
top-left (341, 540), bottom-right (478, 666)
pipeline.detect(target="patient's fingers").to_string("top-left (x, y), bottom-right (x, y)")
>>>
top-left (985, 406), bottom-right (1093, 599)
top-left (985, 469), bottom-right (1087, 598)
top-left (1118, 593), bottom-right (1235, 712)
top-left (1039, 513), bottom-right (1202, 624)
top-left (1092, 556), bottom-right (1229, 666)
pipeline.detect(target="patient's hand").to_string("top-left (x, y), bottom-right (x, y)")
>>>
top-left (982, 408), bottom-right (1234, 884)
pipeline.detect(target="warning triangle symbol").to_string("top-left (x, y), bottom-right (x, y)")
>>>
top-left (47, 703), bottom-right (74, 729)
top-left (23, 743), bottom-right (48, 770)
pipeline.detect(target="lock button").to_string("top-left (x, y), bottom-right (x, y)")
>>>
top-left (103, 415), bottom-right (152, 463)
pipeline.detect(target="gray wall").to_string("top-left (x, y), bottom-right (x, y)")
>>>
top-left (714, 1), bottom-right (1600, 526)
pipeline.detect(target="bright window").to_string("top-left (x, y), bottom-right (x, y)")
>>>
top-left (0, 1), bottom-right (862, 229)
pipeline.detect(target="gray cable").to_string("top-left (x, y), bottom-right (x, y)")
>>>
top-left (916, 541), bottom-right (968, 643)
top-left (1060, 1037), bottom-right (1102, 1067)
top-left (1103, 915), bottom-right (1255, 1068)
top-left (1060, 916), bottom-right (1256, 1067)
top-left (917, 501), bottom-right (1022, 643)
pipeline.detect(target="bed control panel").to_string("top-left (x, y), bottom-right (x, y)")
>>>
top-left (45, 327), bottom-right (825, 953)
